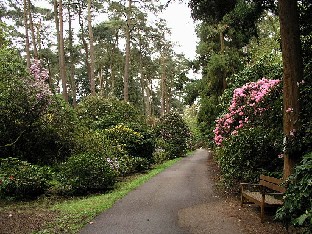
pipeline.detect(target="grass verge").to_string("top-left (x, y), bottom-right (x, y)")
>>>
top-left (36, 157), bottom-right (182, 233)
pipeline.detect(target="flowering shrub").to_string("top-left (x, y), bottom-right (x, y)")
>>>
top-left (29, 59), bottom-right (52, 108)
top-left (214, 78), bottom-right (281, 145)
top-left (216, 126), bottom-right (283, 187)
top-left (105, 124), bottom-right (153, 158)
top-left (59, 153), bottom-right (117, 195)
top-left (0, 157), bottom-right (51, 198)
top-left (155, 113), bottom-right (191, 159)
top-left (104, 124), bottom-right (154, 173)
top-left (0, 51), bottom-right (53, 161)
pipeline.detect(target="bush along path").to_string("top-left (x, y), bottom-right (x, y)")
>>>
top-left (79, 149), bottom-right (243, 234)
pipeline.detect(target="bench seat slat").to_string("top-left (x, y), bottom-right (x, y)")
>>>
top-left (243, 191), bottom-right (283, 206)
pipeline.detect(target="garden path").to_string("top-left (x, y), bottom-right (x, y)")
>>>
top-left (79, 149), bottom-right (243, 234)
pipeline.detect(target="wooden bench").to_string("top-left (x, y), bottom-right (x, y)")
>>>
top-left (240, 175), bottom-right (286, 222)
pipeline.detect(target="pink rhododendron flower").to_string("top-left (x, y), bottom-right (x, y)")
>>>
top-left (213, 78), bottom-right (281, 145)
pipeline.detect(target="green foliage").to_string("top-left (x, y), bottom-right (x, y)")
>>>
top-left (59, 153), bottom-right (117, 195)
top-left (105, 124), bottom-right (154, 161)
top-left (183, 104), bottom-right (203, 148)
top-left (76, 96), bottom-right (142, 130)
top-left (15, 95), bottom-right (79, 165)
top-left (155, 113), bottom-right (190, 159)
top-left (219, 54), bottom-right (283, 114)
top-left (116, 156), bottom-right (150, 176)
top-left (276, 152), bottom-right (312, 232)
top-left (0, 48), bottom-right (33, 155)
top-left (197, 95), bottom-right (221, 146)
top-left (215, 126), bottom-right (283, 187)
top-left (0, 49), bottom-right (72, 166)
top-left (0, 158), bottom-right (51, 199)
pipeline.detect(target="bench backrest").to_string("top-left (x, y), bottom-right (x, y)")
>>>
top-left (259, 175), bottom-right (286, 193)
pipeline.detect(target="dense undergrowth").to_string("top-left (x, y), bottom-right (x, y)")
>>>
top-left (0, 47), bottom-right (191, 200)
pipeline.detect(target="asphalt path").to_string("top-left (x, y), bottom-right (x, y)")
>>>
top-left (79, 149), bottom-right (243, 234)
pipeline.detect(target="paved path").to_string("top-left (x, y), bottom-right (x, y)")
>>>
top-left (79, 149), bottom-right (243, 234)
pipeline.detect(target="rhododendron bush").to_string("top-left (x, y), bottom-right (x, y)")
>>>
top-left (214, 78), bottom-right (281, 145)
top-left (213, 77), bottom-right (284, 186)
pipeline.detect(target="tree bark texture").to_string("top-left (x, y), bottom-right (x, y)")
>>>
top-left (27, 0), bottom-right (38, 59)
top-left (68, 2), bottom-right (77, 107)
top-left (78, 3), bottom-right (91, 92)
top-left (123, 0), bottom-right (132, 102)
top-left (23, 0), bottom-right (31, 69)
top-left (58, 0), bottom-right (68, 101)
top-left (278, 0), bottom-right (303, 178)
top-left (160, 53), bottom-right (166, 116)
top-left (88, 0), bottom-right (96, 95)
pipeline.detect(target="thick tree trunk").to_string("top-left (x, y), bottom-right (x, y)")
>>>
top-left (278, 0), bottom-right (303, 178)
top-left (88, 0), bottom-right (96, 95)
top-left (23, 0), bottom-right (31, 69)
top-left (123, 0), bottom-right (132, 102)
top-left (58, 0), bottom-right (68, 101)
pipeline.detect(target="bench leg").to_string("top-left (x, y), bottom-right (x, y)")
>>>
top-left (261, 194), bottom-right (265, 222)
top-left (260, 204), bottom-right (264, 222)
top-left (241, 194), bottom-right (244, 207)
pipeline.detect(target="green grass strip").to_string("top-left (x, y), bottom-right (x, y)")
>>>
top-left (38, 158), bottom-right (181, 234)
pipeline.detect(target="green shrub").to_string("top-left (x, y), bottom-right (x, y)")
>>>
top-left (15, 95), bottom-right (78, 165)
top-left (155, 113), bottom-right (191, 159)
top-left (115, 156), bottom-right (150, 176)
top-left (0, 158), bottom-right (51, 199)
top-left (76, 96), bottom-right (143, 130)
top-left (215, 126), bottom-right (283, 188)
top-left (59, 153), bottom-right (117, 195)
top-left (276, 152), bottom-right (312, 232)
top-left (152, 148), bottom-right (169, 164)
top-left (105, 124), bottom-right (154, 161)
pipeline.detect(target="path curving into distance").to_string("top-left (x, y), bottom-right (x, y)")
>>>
top-left (79, 149), bottom-right (243, 234)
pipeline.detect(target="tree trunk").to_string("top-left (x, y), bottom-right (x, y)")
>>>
top-left (23, 0), bottom-right (31, 69)
top-left (166, 86), bottom-right (171, 114)
top-left (68, 2), bottom-right (76, 107)
top-left (123, 0), bottom-right (132, 102)
top-left (220, 31), bottom-right (225, 54)
top-left (145, 78), bottom-right (152, 116)
top-left (58, 0), bottom-right (68, 101)
top-left (160, 53), bottom-right (166, 116)
top-left (110, 31), bottom-right (119, 96)
top-left (78, 3), bottom-right (91, 91)
top-left (27, 0), bottom-right (38, 59)
top-left (88, 0), bottom-right (96, 95)
top-left (138, 32), bottom-right (146, 115)
top-left (278, 0), bottom-right (303, 178)
top-left (36, 19), bottom-right (42, 57)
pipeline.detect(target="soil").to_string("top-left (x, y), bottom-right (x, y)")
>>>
top-left (0, 150), bottom-right (294, 234)
top-left (0, 206), bottom-right (57, 234)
